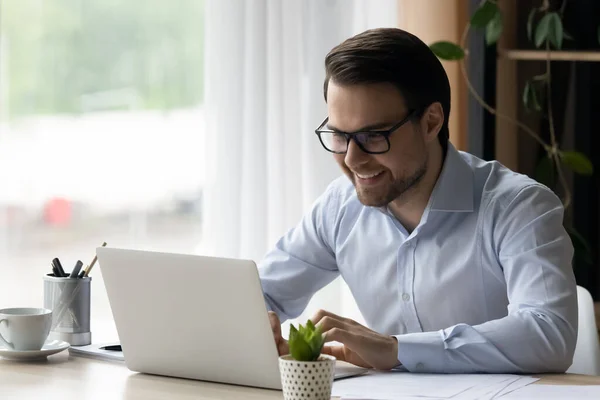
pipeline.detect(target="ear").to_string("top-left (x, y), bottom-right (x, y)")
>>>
top-left (419, 102), bottom-right (444, 144)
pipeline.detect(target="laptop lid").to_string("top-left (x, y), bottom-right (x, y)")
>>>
top-left (97, 247), bottom-right (283, 389)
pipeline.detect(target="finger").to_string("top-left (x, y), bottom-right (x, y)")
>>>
top-left (322, 343), bottom-right (373, 369)
top-left (315, 315), bottom-right (350, 333)
top-left (325, 328), bottom-right (398, 370)
top-left (268, 312), bottom-right (281, 334)
top-left (310, 309), bottom-right (348, 325)
top-left (278, 340), bottom-right (289, 356)
top-left (322, 327), bottom-right (358, 349)
top-left (322, 329), bottom-right (367, 367)
top-left (268, 311), bottom-right (279, 324)
top-left (320, 345), bottom-right (347, 362)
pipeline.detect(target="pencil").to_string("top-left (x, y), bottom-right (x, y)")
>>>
top-left (82, 242), bottom-right (107, 277)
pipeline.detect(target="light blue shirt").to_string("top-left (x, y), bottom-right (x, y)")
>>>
top-left (258, 143), bottom-right (577, 374)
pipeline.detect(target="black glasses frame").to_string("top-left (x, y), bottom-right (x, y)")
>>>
top-left (314, 110), bottom-right (417, 154)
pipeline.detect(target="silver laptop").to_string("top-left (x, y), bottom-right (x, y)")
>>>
top-left (96, 247), bottom-right (366, 390)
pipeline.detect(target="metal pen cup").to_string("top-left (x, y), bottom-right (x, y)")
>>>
top-left (43, 274), bottom-right (91, 346)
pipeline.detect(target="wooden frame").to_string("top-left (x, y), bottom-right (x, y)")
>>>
top-left (397, 0), bottom-right (469, 151)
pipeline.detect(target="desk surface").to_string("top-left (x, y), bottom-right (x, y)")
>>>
top-left (1, 352), bottom-right (599, 400)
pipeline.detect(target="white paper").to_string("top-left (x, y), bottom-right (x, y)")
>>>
top-left (500, 384), bottom-right (600, 400)
top-left (333, 372), bottom-right (532, 400)
top-left (457, 376), bottom-right (538, 400)
top-left (491, 377), bottom-right (539, 398)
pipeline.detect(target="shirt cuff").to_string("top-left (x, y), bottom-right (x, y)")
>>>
top-left (393, 331), bottom-right (447, 373)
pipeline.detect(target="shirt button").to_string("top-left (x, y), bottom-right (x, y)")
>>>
top-left (416, 362), bottom-right (425, 371)
top-left (402, 293), bottom-right (411, 302)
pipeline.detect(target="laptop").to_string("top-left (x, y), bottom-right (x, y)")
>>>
top-left (96, 247), bottom-right (366, 390)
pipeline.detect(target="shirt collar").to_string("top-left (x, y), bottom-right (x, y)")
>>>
top-left (428, 142), bottom-right (474, 212)
top-left (375, 142), bottom-right (474, 218)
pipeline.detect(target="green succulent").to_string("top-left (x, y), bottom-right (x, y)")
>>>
top-left (288, 320), bottom-right (325, 362)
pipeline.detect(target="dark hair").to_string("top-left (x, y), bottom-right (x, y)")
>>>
top-left (323, 28), bottom-right (450, 151)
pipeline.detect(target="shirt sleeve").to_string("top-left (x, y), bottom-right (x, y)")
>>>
top-left (258, 184), bottom-right (341, 323)
top-left (394, 184), bottom-right (578, 374)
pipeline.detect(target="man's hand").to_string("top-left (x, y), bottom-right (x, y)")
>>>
top-left (268, 311), bottom-right (289, 356)
top-left (311, 309), bottom-right (399, 370)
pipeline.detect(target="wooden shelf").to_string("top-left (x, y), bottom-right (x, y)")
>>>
top-left (499, 50), bottom-right (600, 62)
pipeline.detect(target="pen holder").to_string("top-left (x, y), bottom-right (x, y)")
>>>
top-left (43, 274), bottom-right (92, 346)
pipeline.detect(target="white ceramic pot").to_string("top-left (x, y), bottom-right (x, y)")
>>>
top-left (279, 354), bottom-right (336, 400)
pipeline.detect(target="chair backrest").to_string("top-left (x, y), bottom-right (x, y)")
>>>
top-left (567, 285), bottom-right (600, 375)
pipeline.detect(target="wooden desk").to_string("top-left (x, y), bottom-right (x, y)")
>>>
top-left (1, 352), bottom-right (599, 400)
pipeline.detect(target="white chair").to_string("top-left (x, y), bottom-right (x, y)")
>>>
top-left (567, 285), bottom-right (600, 375)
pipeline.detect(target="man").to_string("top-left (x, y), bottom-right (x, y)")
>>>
top-left (258, 28), bottom-right (577, 374)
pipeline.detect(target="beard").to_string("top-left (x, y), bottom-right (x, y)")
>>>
top-left (353, 159), bottom-right (428, 208)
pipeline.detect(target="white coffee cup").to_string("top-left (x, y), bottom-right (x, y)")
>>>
top-left (0, 308), bottom-right (52, 351)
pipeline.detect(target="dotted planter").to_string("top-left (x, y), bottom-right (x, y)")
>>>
top-left (278, 354), bottom-right (336, 400)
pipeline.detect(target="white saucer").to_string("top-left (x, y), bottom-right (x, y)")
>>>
top-left (0, 340), bottom-right (70, 361)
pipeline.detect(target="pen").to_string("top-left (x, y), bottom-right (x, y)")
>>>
top-left (53, 258), bottom-right (67, 277)
top-left (100, 345), bottom-right (122, 352)
top-left (51, 263), bottom-right (61, 277)
top-left (70, 260), bottom-right (84, 278)
top-left (81, 241), bottom-right (107, 278)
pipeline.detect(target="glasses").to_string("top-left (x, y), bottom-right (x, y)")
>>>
top-left (314, 110), bottom-right (416, 154)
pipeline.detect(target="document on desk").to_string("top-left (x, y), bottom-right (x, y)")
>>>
top-left (68, 343), bottom-right (124, 362)
top-left (332, 371), bottom-right (539, 400)
top-left (500, 384), bottom-right (600, 399)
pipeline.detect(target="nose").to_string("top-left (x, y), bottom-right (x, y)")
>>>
top-left (344, 138), bottom-right (370, 169)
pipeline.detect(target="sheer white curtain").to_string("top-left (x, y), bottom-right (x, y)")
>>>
top-left (201, 0), bottom-right (398, 325)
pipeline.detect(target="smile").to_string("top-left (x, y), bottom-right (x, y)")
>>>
top-left (355, 171), bottom-right (384, 179)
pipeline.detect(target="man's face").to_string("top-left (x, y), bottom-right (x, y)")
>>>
top-left (326, 81), bottom-right (429, 207)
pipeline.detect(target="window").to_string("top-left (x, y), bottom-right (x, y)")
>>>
top-left (0, 0), bottom-right (205, 338)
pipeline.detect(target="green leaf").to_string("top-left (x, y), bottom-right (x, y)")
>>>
top-left (533, 73), bottom-right (548, 81)
top-left (522, 81), bottom-right (531, 110)
top-left (535, 13), bottom-right (552, 48)
top-left (308, 326), bottom-right (324, 357)
top-left (471, 1), bottom-right (499, 28)
top-left (566, 226), bottom-right (593, 265)
top-left (564, 31), bottom-right (574, 41)
top-left (429, 41), bottom-right (465, 60)
top-left (289, 324), bottom-right (298, 342)
top-left (298, 323), bottom-right (306, 337)
top-left (548, 13), bottom-right (563, 49)
top-left (289, 321), bottom-right (325, 361)
top-left (534, 156), bottom-right (555, 188)
top-left (289, 334), bottom-right (314, 361)
top-left (289, 323), bottom-right (314, 361)
top-left (523, 80), bottom-right (542, 112)
top-left (531, 87), bottom-right (542, 111)
top-left (485, 11), bottom-right (503, 45)
top-left (560, 151), bottom-right (594, 175)
top-left (527, 8), bottom-right (537, 41)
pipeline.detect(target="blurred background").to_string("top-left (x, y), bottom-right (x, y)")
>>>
top-left (0, 0), bottom-right (207, 338)
top-left (1, 0), bottom-right (598, 342)
top-left (0, 0), bottom-right (399, 340)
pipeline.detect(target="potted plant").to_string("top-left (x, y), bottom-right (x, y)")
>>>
top-left (279, 320), bottom-right (336, 400)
